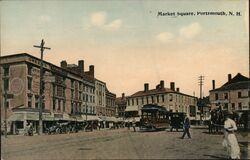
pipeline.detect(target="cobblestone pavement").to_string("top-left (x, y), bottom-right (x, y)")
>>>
top-left (1, 127), bottom-right (249, 160)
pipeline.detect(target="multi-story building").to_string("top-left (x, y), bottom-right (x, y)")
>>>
top-left (95, 79), bottom-right (106, 116)
top-left (105, 88), bottom-right (116, 117)
top-left (125, 80), bottom-right (198, 120)
top-left (0, 53), bottom-right (115, 133)
top-left (115, 93), bottom-right (127, 118)
top-left (209, 73), bottom-right (250, 111)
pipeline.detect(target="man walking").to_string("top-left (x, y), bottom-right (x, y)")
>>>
top-left (181, 117), bottom-right (191, 139)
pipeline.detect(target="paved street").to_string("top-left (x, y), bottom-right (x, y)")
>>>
top-left (1, 127), bottom-right (249, 160)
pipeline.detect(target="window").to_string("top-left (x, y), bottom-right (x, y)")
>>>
top-left (231, 103), bottom-right (235, 110)
top-left (169, 94), bottom-right (173, 102)
top-left (63, 101), bottom-right (66, 112)
top-left (151, 96), bottom-right (154, 103)
top-left (128, 99), bottom-right (130, 106)
top-left (238, 92), bottom-right (242, 98)
top-left (71, 80), bottom-right (74, 88)
top-left (224, 93), bottom-right (228, 99)
top-left (5, 101), bottom-right (9, 108)
top-left (142, 97), bottom-right (144, 104)
top-left (4, 78), bottom-right (9, 91)
top-left (132, 99), bottom-right (134, 105)
top-left (136, 98), bottom-right (138, 105)
top-left (146, 97), bottom-right (149, 104)
top-left (215, 93), bottom-right (219, 100)
top-left (28, 95), bottom-right (32, 108)
top-left (35, 96), bottom-right (39, 108)
top-left (162, 95), bottom-right (165, 102)
top-left (28, 65), bottom-right (32, 75)
top-left (58, 99), bottom-right (61, 110)
top-left (157, 96), bottom-right (159, 103)
top-left (248, 91), bottom-right (250, 97)
top-left (28, 77), bottom-right (32, 90)
top-left (238, 103), bottom-right (242, 110)
top-left (53, 98), bottom-right (56, 110)
top-left (3, 66), bottom-right (9, 76)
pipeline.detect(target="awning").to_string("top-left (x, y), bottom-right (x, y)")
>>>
top-left (8, 113), bottom-right (24, 121)
top-left (8, 112), bottom-right (54, 121)
top-left (99, 116), bottom-right (119, 122)
top-left (124, 117), bottom-right (140, 122)
top-left (125, 106), bottom-right (139, 112)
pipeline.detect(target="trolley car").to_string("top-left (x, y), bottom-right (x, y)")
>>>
top-left (140, 104), bottom-right (169, 131)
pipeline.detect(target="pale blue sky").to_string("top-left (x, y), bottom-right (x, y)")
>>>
top-left (1, 0), bottom-right (249, 97)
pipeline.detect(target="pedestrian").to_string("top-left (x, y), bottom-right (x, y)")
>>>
top-left (223, 111), bottom-right (240, 159)
top-left (181, 117), bottom-right (191, 139)
top-left (132, 118), bottom-right (136, 132)
top-left (98, 121), bottom-right (101, 130)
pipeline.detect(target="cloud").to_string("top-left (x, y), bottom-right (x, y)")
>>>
top-left (156, 32), bottom-right (175, 43)
top-left (86, 11), bottom-right (122, 31)
top-left (104, 19), bottom-right (122, 31)
top-left (155, 22), bottom-right (202, 43)
top-left (90, 11), bottom-right (106, 26)
top-left (179, 22), bottom-right (201, 39)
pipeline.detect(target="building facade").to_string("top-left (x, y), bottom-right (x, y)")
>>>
top-left (105, 88), bottom-right (116, 117)
top-left (209, 73), bottom-right (250, 111)
top-left (125, 80), bottom-right (198, 120)
top-left (0, 53), bottom-right (115, 133)
top-left (115, 93), bottom-right (127, 118)
top-left (95, 79), bottom-right (106, 116)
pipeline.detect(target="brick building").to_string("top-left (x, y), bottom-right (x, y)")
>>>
top-left (0, 53), bottom-right (115, 133)
top-left (105, 88), bottom-right (116, 117)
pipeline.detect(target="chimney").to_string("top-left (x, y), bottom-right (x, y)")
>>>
top-left (228, 74), bottom-right (232, 82)
top-left (170, 82), bottom-right (175, 91)
top-left (122, 93), bottom-right (125, 99)
top-left (60, 60), bottom-right (67, 68)
top-left (212, 80), bottom-right (215, 90)
top-left (78, 60), bottom-right (84, 74)
top-left (160, 80), bottom-right (164, 89)
top-left (176, 88), bottom-right (180, 92)
top-left (144, 83), bottom-right (149, 92)
top-left (89, 65), bottom-right (94, 77)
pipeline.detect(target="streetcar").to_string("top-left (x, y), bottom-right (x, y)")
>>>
top-left (140, 104), bottom-right (169, 131)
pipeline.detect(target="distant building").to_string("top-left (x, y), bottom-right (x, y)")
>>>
top-left (95, 79), bottom-right (106, 116)
top-left (209, 73), bottom-right (250, 111)
top-left (115, 93), bottom-right (127, 118)
top-left (125, 80), bottom-right (198, 120)
top-left (105, 88), bottom-right (116, 117)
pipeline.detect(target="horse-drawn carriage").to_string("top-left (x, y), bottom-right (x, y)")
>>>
top-left (208, 107), bottom-right (249, 133)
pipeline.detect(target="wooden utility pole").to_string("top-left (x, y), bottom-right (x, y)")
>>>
top-left (33, 39), bottom-right (51, 135)
top-left (198, 75), bottom-right (204, 123)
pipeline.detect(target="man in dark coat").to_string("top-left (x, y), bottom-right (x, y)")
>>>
top-left (181, 117), bottom-right (191, 139)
